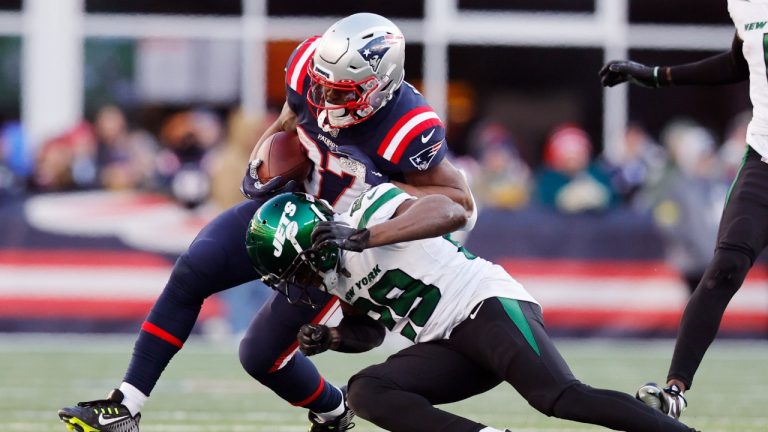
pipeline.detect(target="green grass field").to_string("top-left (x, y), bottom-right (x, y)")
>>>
top-left (2, 334), bottom-right (766, 431)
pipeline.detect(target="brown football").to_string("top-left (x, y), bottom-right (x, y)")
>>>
top-left (255, 131), bottom-right (313, 184)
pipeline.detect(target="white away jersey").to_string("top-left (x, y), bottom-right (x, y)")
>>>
top-left (331, 184), bottom-right (538, 343)
top-left (730, 0), bottom-right (768, 157)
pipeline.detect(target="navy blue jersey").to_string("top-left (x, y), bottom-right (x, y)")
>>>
top-left (284, 37), bottom-right (448, 211)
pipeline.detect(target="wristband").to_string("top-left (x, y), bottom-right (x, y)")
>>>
top-left (652, 66), bottom-right (660, 88)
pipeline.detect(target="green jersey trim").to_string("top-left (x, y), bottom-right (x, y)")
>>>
top-left (498, 297), bottom-right (540, 356)
top-left (442, 233), bottom-right (477, 260)
top-left (357, 187), bottom-right (405, 229)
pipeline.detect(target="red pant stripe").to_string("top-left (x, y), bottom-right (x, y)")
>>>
top-left (268, 297), bottom-right (340, 373)
top-left (291, 376), bottom-right (326, 407)
top-left (141, 321), bottom-right (184, 349)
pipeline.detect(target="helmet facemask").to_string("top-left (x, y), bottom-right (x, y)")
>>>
top-left (307, 63), bottom-right (397, 131)
top-left (261, 244), bottom-right (343, 309)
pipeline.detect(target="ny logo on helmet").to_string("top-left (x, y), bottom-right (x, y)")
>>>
top-left (357, 35), bottom-right (401, 73)
top-left (273, 201), bottom-right (301, 257)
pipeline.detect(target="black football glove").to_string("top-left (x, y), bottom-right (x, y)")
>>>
top-left (599, 60), bottom-right (667, 88)
top-left (311, 221), bottom-right (370, 252)
top-left (240, 160), bottom-right (298, 200)
top-left (297, 323), bottom-right (333, 356)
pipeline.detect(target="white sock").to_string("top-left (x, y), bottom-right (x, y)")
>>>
top-left (313, 387), bottom-right (345, 422)
top-left (479, 427), bottom-right (505, 432)
top-left (118, 382), bottom-right (148, 417)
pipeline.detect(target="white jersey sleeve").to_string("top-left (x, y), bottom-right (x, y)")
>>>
top-left (338, 183), bottom-right (415, 231)
top-left (331, 184), bottom-right (538, 344)
top-left (729, 0), bottom-right (768, 157)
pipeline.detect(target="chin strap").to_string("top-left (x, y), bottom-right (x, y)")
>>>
top-left (319, 248), bottom-right (350, 292)
top-left (318, 103), bottom-right (356, 130)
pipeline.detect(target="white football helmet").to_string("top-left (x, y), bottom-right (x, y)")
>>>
top-left (307, 13), bottom-right (406, 131)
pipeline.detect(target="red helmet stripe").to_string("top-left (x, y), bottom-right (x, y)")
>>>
top-left (377, 107), bottom-right (442, 163)
top-left (287, 36), bottom-right (320, 93)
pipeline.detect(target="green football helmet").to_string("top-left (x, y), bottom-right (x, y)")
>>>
top-left (246, 192), bottom-right (341, 305)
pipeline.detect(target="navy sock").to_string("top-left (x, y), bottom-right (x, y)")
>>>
top-left (256, 353), bottom-right (342, 413)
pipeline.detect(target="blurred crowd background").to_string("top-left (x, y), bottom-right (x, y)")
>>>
top-left (0, 0), bottom-right (765, 337)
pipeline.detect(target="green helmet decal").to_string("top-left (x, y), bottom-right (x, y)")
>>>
top-left (246, 192), bottom-right (339, 292)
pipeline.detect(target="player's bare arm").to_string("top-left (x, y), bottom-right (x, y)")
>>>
top-left (367, 194), bottom-right (466, 247)
top-left (394, 158), bottom-right (474, 215)
top-left (600, 32), bottom-right (748, 88)
top-left (310, 192), bottom-right (467, 252)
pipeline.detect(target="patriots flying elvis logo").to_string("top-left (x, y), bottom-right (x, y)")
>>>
top-left (357, 35), bottom-right (399, 72)
top-left (410, 140), bottom-right (443, 171)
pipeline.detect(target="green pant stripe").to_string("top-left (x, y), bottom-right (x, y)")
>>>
top-left (498, 297), bottom-right (540, 356)
top-left (724, 146), bottom-right (750, 207)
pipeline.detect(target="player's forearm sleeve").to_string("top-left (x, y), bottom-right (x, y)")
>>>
top-left (333, 315), bottom-right (387, 353)
top-left (668, 34), bottom-right (748, 85)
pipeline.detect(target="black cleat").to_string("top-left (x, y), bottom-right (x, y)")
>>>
top-left (58, 389), bottom-right (140, 432)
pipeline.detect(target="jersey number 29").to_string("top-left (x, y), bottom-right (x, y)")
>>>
top-left (352, 269), bottom-right (441, 342)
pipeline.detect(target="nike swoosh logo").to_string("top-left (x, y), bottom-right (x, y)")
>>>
top-left (98, 413), bottom-right (127, 426)
top-left (469, 300), bottom-right (485, 320)
top-left (421, 129), bottom-right (435, 143)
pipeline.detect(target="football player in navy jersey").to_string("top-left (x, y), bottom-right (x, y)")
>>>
top-left (58, 12), bottom-right (475, 432)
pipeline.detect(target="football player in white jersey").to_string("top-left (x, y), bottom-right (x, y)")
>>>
top-left (599, 0), bottom-right (768, 420)
top-left (245, 185), bottom-right (700, 432)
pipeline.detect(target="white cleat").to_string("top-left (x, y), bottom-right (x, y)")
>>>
top-left (636, 382), bottom-right (687, 419)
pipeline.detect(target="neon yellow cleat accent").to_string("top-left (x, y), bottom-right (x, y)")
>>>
top-left (60, 415), bottom-right (101, 432)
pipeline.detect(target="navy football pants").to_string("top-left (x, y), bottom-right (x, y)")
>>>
top-left (122, 198), bottom-right (342, 413)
